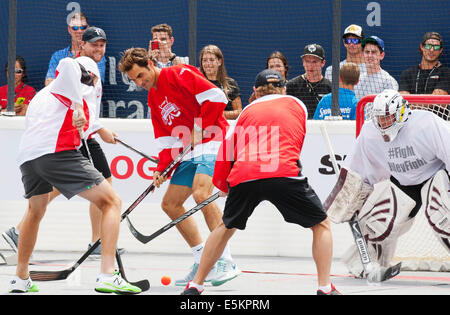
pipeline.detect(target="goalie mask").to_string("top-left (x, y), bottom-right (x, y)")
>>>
top-left (372, 90), bottom-right (410, 142)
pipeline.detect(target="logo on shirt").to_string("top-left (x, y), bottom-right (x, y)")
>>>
top-left (159, 97), bottom-right (181, 126)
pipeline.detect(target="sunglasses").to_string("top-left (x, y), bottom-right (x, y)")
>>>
top-left (423, 43), bottom-right (441, 51)
top-left (15, 69), bottom-right (24, 74)
top-left (71, 25), bottom-right (88, 31)
top-left (344, 38), bottom-right (361, 45)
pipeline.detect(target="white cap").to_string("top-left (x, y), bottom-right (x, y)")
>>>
top-left (343, 24), bottom-right (363, 38)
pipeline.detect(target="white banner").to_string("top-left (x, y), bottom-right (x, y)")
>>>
top-left (0, 117), bottom-right (356, 202)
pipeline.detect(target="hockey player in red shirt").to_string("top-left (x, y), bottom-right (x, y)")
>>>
top-left (181, 69), bottom-right (339, 295)
top-left (118, 47), bottom-right (240, 286)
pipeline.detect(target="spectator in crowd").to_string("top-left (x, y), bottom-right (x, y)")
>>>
top-left (325, 24), bottom-right (367, 82)
top-left (399, 32), bottom-right (450, 95)
top-left (287, 44), bottom-right (331, 118)
top-left (314, 62), bottom-right (360, 120)
top-left (248, 51), bottom-right (290, 104)
top-left (199, 45), bottom-right (242, 120)
top-left (0, 56), bottom-right (36, 115)
top-left (266, 51), bottom-right (290, 81)
top-left (354, 36), bottom-right (398, 99)
top-left (44, 12), bottom-right (106, 86)
top-left (149, 23), bottom-right (187, 68)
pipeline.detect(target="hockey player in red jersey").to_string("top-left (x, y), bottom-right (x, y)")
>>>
top-left (119, 48), bottom-right (240, 286)
top-left (181, 69), bottom-right (339, 295)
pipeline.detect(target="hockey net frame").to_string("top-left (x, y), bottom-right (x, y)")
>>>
top-left (356, 94), bottom-right (450, 271)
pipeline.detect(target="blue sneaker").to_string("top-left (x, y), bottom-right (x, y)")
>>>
top-left (210, 259), bottom-right (241, 286)
top-left (2, 227), bottom-right (18, 253)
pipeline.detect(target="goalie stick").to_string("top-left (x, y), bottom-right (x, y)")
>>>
top-left (30, 140), bottom-right (191, 286)
top-left (115, 137), bottom-right (159, 164)
top-left (320, 123), bottom-right (401, 282)
top-left (127, 191), bottom-right (221, 244)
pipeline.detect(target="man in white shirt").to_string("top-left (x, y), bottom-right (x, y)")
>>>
top-left (8, 57), bottom-right (141, 295)
top-left (325, 24), bottom-right (367, 82)
top-left (354, 36), bottom-right (398, 99)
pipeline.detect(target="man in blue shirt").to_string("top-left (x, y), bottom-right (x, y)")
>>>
top-left (314, 62), bottom-right (360, 120)
top-left (45, 12), bottom-right (106, 86)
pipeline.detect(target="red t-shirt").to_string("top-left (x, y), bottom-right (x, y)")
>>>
top-left (213, 94), bottom-right (308, 193)
top-left (0, 82), bottom-right (36, 114)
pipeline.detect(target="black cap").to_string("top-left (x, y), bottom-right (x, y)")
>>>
top-left (82, 27), bottom-right (107, 43)
top-left (422, 32), bottom-right (443, 47)
top-left (301, 44), bottom-right (325, 60)
top-left (254, 69), bottom-right (286, 88)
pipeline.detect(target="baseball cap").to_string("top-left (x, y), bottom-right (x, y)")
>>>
top-left (254, 69), bottom-right (286, 88)
top-left (301, 44), bottom-right (325, 60)
top-left (422, 32), bottom-right (443, 46)
top-left (82, 27), bottom-right (107, 43)
top-left (342, 24), bottom-right (364, 39)
top-left (362, 36), bottom-right (385, 52)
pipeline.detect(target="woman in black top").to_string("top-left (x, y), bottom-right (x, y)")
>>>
top-left (199, 45), bottom-right (242, 119)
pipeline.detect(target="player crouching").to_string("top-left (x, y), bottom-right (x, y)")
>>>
top-left (324, 89), bottom-right (450, 281)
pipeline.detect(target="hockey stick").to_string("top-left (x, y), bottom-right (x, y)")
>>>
top-left (29, 142), bottom-right (191, 283)
top-left (319, 123), bottom-right (401, 282)
top-left (127, 191), bottom-right (221, 244)
top-left (115, 249), bottom-right (150, 293)
top-left (115, 137), bottom-right (159, 164)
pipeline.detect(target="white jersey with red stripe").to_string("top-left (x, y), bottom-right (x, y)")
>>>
top-left (213, 94), bottom-right (308, 193)
top-left (17, 57), bottom-right (101, 166)
top-left (147, 64), bottom-right (229, 173)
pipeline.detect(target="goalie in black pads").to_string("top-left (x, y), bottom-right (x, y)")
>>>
top-left (324, 89), bottom-right (450, 280)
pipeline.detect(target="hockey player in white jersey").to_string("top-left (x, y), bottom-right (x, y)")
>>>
top-left (325, 89), bottom-right (450, 279)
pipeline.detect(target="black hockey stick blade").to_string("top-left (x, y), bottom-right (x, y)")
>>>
top-left (30, 268), bottom-right (73, 281)
top-left (115, 250), bottom-right (150, 293)
top-left (127, 192), bottom-right (221, 244)
top-left (381, 262), bottom-right (402, 282)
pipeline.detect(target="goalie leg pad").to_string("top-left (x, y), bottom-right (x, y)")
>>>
top-left (323, 168), bottom-right (373, 223)
top-left (344, 180), bottom-right (416, 272)
top-left (421, 169), bottom-right (450, 253)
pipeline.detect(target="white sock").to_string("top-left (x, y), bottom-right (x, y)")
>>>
top-left (188, 281), bottom-right (204, 292)
top-left (219, 243), bottom-right (233, 261)
top-left (14, 227), bottom-right (20, 235)
top-left (191, 243), bottom-right (204, 264)
top-left (98, 273), bottom-right (115, 280)
top-left (318, 283), bottom-right (332, 293)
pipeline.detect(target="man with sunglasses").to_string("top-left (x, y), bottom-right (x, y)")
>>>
top-left (44, 12), bottom-right (106, 86)
top-left (325, 24), bottom-right (367, 82)
top-left (399, 32), bottom-right (450, 96)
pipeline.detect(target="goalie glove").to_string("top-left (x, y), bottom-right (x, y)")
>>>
top-left (323, 168), bottom-right (373, 223)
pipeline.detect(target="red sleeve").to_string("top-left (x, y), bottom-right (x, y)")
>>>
top-left (175, 65), bottom-right (228, 129)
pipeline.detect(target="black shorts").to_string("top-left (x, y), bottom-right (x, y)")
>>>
top-left (79, 138), bottom-right (111, 179)
top-left (222, 177), bottom-right (327, 230)
top-left (390, 176), bottom-right (425, 218)
top-left (20, 150), bottom-right (105, 199)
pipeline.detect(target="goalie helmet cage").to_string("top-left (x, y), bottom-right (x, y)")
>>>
top-left (356, 94), bottom-right (450, 272)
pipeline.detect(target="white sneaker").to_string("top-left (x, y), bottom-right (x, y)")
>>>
top-left (175, 263), bottom-right (217, 286)
top-left (210, 258), bottom-right (241, 286)
top-left (9, 276), bottom-right (39, 293)
top-left (95, 271), bottom-right (142, 294)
